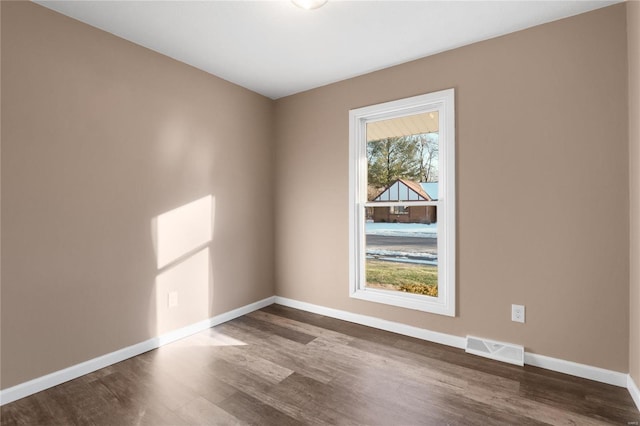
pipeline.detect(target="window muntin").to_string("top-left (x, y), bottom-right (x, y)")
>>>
top-left (349, 89), bottom-right (455, 316)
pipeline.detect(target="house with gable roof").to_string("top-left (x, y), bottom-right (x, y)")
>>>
top-left (369, 178), bottom-right (438, 224)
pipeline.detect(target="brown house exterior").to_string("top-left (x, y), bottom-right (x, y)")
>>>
top-left (369, 179), bottom-right (438, 224)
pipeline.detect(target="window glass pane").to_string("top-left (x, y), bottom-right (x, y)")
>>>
top-left (365, 111), bottom-right (439, 297)
top-left (365, 211), bottom-right (438, 297)
top-left (366, 111), bottom-right (439, 198)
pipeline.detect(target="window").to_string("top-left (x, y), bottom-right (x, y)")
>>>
top-left (349, 89), bottom-right (455, 316)
top-left (390, 205), bottom-right (408, 215)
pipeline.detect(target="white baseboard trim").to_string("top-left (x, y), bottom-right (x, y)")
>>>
top-left (3, 295), bottom-right (636, 411)
top-left (629, 374), bottom-right (640, 412)
top-left (274, 296), bottom-right (630, 390)
top-left (524, 352), bottom-right (628, 388)
top-left (0, 296), bottom-right (276, 406)
top-left (274, 296), bottom-right (466, 349)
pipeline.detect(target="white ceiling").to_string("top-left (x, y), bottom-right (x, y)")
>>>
top-left (35, 0), bottom-right (620, 100)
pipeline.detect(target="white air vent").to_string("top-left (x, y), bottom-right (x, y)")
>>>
top-left (465, 336), bottom-right (524, 366)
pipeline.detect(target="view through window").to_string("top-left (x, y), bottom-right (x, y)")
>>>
top-left (365, 112), bottom-right (439, 297)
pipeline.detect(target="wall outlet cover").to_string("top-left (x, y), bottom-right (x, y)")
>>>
top-left (512, 304), bottom-right (525, 323)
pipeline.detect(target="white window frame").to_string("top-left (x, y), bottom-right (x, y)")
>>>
top-left (348, 89), bottom-right (456, 316)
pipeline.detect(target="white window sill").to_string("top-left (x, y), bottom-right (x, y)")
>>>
top-left (350, 287), bottom-right (455, 317)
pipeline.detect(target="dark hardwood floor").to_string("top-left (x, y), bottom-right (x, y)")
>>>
top-left (2, 304), bottom-right (639, 425)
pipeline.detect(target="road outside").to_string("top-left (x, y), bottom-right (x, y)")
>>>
top-left (365, 222), bottom-right (437, 265)
top-left (365, 222), bottom-right (438, 296)
top-left (367, 234), bottom-right (436, 252)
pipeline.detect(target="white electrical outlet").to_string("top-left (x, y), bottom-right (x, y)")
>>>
top-left (168, 291), bottom-right (178, 308)
top-left (511, 304), bottom-right (525, 323)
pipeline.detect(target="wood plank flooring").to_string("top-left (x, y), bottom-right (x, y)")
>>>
top-left (2, 304), bottom-right (639, 425)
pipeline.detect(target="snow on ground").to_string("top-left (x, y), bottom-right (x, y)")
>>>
top-left (365, 222), bottom-right (437, 238)
top-left (366, 249), bottom-right (437, 266)
top-left (365, 223), bottom-right (438, 265)
top-left (368, 257), bottom-right (437, 266)
top-left (366, 249), bottom-right (436, 260)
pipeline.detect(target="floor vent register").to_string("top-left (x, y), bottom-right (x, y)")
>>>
top-left (465, 335), bottom-right (524, 366)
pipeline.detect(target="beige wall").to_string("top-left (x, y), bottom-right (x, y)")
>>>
top-left (1, 2), bottom-right (275, 388)
top-left (629, 0), bottom-right (640, 386)
top-left (275, 4), bottom-right (630, 372)
top-left (1, 0), bottom-right (635, 392)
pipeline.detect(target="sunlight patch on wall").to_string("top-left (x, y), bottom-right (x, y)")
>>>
top-left (155, 195), bottom-right (213, 269)
top-left (153, 195), bottom-right (214, 335)
top-left (155, 247), bottom-right (211, 334)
